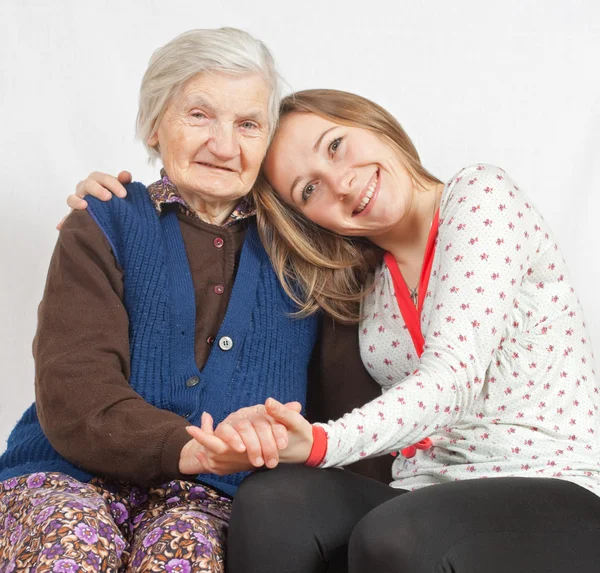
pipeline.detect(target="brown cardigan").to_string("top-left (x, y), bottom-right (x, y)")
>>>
top-left (34, 207), bottom-right (392, 485)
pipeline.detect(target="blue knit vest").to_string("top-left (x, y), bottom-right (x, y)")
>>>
top-left (0, 183), bottom-right (318, 497)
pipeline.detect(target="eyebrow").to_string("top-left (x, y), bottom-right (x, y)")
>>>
top-left (313, 126), bottom-right (336, 152)
top-left (290, 126), bottom-right (337, 202)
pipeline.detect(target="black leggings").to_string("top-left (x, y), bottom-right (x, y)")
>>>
top-left (226, 465), bottom-right (600, 573)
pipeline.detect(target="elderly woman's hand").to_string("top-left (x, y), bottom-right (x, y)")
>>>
top-left (57, 170), bottom-right (132, 230)
top-left (186, 413), bottom-right (257, 476)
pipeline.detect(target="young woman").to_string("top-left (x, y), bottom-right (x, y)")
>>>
top-left (70, 90), bottom-right (600, 572)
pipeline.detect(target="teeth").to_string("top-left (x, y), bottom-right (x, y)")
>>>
top-left (354, 173), bottom-right (378, 213)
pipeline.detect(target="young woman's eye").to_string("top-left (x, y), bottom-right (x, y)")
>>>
top-left (302, 183), bottom-right (317, 202)
top-left (329, 137), bottom-right (343, 155)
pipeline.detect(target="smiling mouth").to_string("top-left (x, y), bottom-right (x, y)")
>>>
top-left (196, 161), bottom-right (235, 172)
top-left (352, 170), bottom-right (379, 215)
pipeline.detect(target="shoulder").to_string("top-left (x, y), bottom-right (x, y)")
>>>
top-left (57, 209), bottom-right (121, 273)
top-left (441, 164), bottom-right (527, 217)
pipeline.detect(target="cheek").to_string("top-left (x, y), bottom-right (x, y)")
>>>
top-left (242, 140), bottom-right (268, 171)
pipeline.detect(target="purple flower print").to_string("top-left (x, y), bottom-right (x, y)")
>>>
top-left (74, 522), bottom-right (99, 544)
top-left (132, 549), bottom-right (144, 568)
top-left (44, 519), bottom-right (64, 533)
top-left (26, 473), bottom-right (46, 488)
top-left (143, 527), bottom-right (164, 548)
top-left (109, 501), bottom-right (128, 525)
top-left (165, 559), bottom-right (191, 573)
top-left (5, 560), bottom-right (16, 573)
top-left (10, 524), bottom-right (23, 545)
top-left (52, 559), bottom-right (79, 573)
top-left (175, 520), bottom-right (191, 533)
top-left (35, 505), bottom-right (56, 525)
top-left (114, 534), bottom-right (126, 557)
top-left (129, 487), bottom-right (148, 506)
top-left (5, 514), bottom-right (16, 528)
top-left (3, 478), bottom-right (18, 490)
top-left (166, 496), bottom-right (180, 504)
top-left (193, 532), bottom-right (212, 556)
top-left (84, 552), bottom-right (100, 569)
top-left (43, 544), bottom-right (62, 559)
top-left (98, 520), bottom-right (113, 541)
top-left (31, 496), bottom-right (47, 507)
top-left (188, 486), bottom-right (207, 500)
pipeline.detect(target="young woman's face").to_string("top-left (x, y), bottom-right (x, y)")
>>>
top-left (263, 112), bottom-right (416, 238)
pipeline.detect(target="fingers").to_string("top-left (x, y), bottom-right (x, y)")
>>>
top-left (186, 424), bottom-right (227, 455)
top-left (265, 398), bottom-right (304, 430)
top-left (269, 419), bottom-right (289, 451)
top-left (250, 417), bottom-right (280, 468)
top-left (75, 171), bottom-right (127, 201)
top-left (117, 170), bottom-right (132, 185)
top-left (67, 194), bottom-right (88, 210)
top-left (235, 420), bottom-right (266, 467)
top-left (56, 213), bottom-right (70, 231)
top-left (214, 422), bottom-right (247, 453)
top-left (74, 178), bottom-right (111, 202)
top-left (201, 412), bottom-right (214, 434)
top-left (283, 401), bottom-right (303, 413)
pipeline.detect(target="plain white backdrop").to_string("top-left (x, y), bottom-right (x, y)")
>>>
top-left (1, 0), bottom-right (599, 450)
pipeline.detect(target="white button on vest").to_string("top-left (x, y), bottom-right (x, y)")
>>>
top-left (219, 336), bottom-right (233, 351)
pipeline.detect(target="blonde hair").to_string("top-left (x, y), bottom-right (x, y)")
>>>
top-left (136, 28), bottom-right (282, 162)
top-left (255, 89), bottom-right (442, 323)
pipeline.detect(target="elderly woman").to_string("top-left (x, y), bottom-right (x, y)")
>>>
top-left (0, 29), bottom-right (344, 573)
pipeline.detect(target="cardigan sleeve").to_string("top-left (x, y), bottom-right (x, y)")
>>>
top-left (315, 165), bottom-right (537, 467)
top-left (34, 210), bottom-right (191, 485)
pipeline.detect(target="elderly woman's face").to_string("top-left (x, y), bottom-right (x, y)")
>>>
top-left (149, 72), bottom-right (270, 203)
top-left (264, 112), bottom-right (415, 238)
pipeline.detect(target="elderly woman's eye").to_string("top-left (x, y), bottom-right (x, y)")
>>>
top-left (302, 183), bottom-right (316, 202)
top-left (191, 112), bottom-right (206, 119)
top-left (241, 121), bottom-right (258, 130)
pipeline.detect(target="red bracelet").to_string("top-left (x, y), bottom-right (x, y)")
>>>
top-left (305, 425), bottom-right (328, 467)
top-left (400, 437), bottom-right (433, 459)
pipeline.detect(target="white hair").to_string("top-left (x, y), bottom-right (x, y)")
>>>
top-left (136, 27), bottom-right (282, 161)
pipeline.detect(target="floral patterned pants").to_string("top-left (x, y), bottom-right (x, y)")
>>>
top-left (0, 472), bottom-right (232, 572)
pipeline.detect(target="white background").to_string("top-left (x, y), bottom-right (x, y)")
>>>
top-left (1, 0), bottom-right (599, 449)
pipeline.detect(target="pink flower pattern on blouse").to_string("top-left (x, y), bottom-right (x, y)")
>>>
top-left (316, 165), bottom-right (600, 496)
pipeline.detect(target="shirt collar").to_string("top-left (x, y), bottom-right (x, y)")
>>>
top-left (147, 168), bottom-right (256, 227)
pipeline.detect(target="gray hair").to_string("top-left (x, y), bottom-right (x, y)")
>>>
top-left (136, 27), bottom-right (282, 161)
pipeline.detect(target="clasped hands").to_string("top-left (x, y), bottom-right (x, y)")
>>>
top-left (179, 398), bottom-right (314, 476)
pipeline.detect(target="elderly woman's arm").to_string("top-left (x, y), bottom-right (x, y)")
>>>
top-left (35, 209), bottom-right (198, 485)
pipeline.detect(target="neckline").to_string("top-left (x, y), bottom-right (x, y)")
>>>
top-left (383, 208), bottom-right (440, 357)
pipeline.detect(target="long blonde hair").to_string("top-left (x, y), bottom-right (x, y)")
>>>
top-left (254, 89), bottom-right (441, 324)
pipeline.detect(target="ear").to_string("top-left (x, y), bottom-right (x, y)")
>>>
top-left (148, 131), bottom-right (159, 148)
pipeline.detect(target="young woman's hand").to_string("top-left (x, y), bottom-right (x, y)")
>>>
top-left (57, 170), bottom-right (132, 230)
top-left (212, 402), bottom-right (302, 468)
top-left (264, 398), bottom-right (314, 464)
top-left (185, 413), bottom-right (256, 476)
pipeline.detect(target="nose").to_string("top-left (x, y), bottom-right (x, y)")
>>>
top-left (330, 169), bottom-right (356, 201)
top-left (206, 122), bottom-right (240, 161)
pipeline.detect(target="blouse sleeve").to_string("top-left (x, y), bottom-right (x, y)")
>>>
top-left (316, 165), bottom-right (539, 467)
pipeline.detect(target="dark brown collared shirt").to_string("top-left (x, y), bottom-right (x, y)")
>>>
top-left (34, 177), bottom-right (391, 486)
